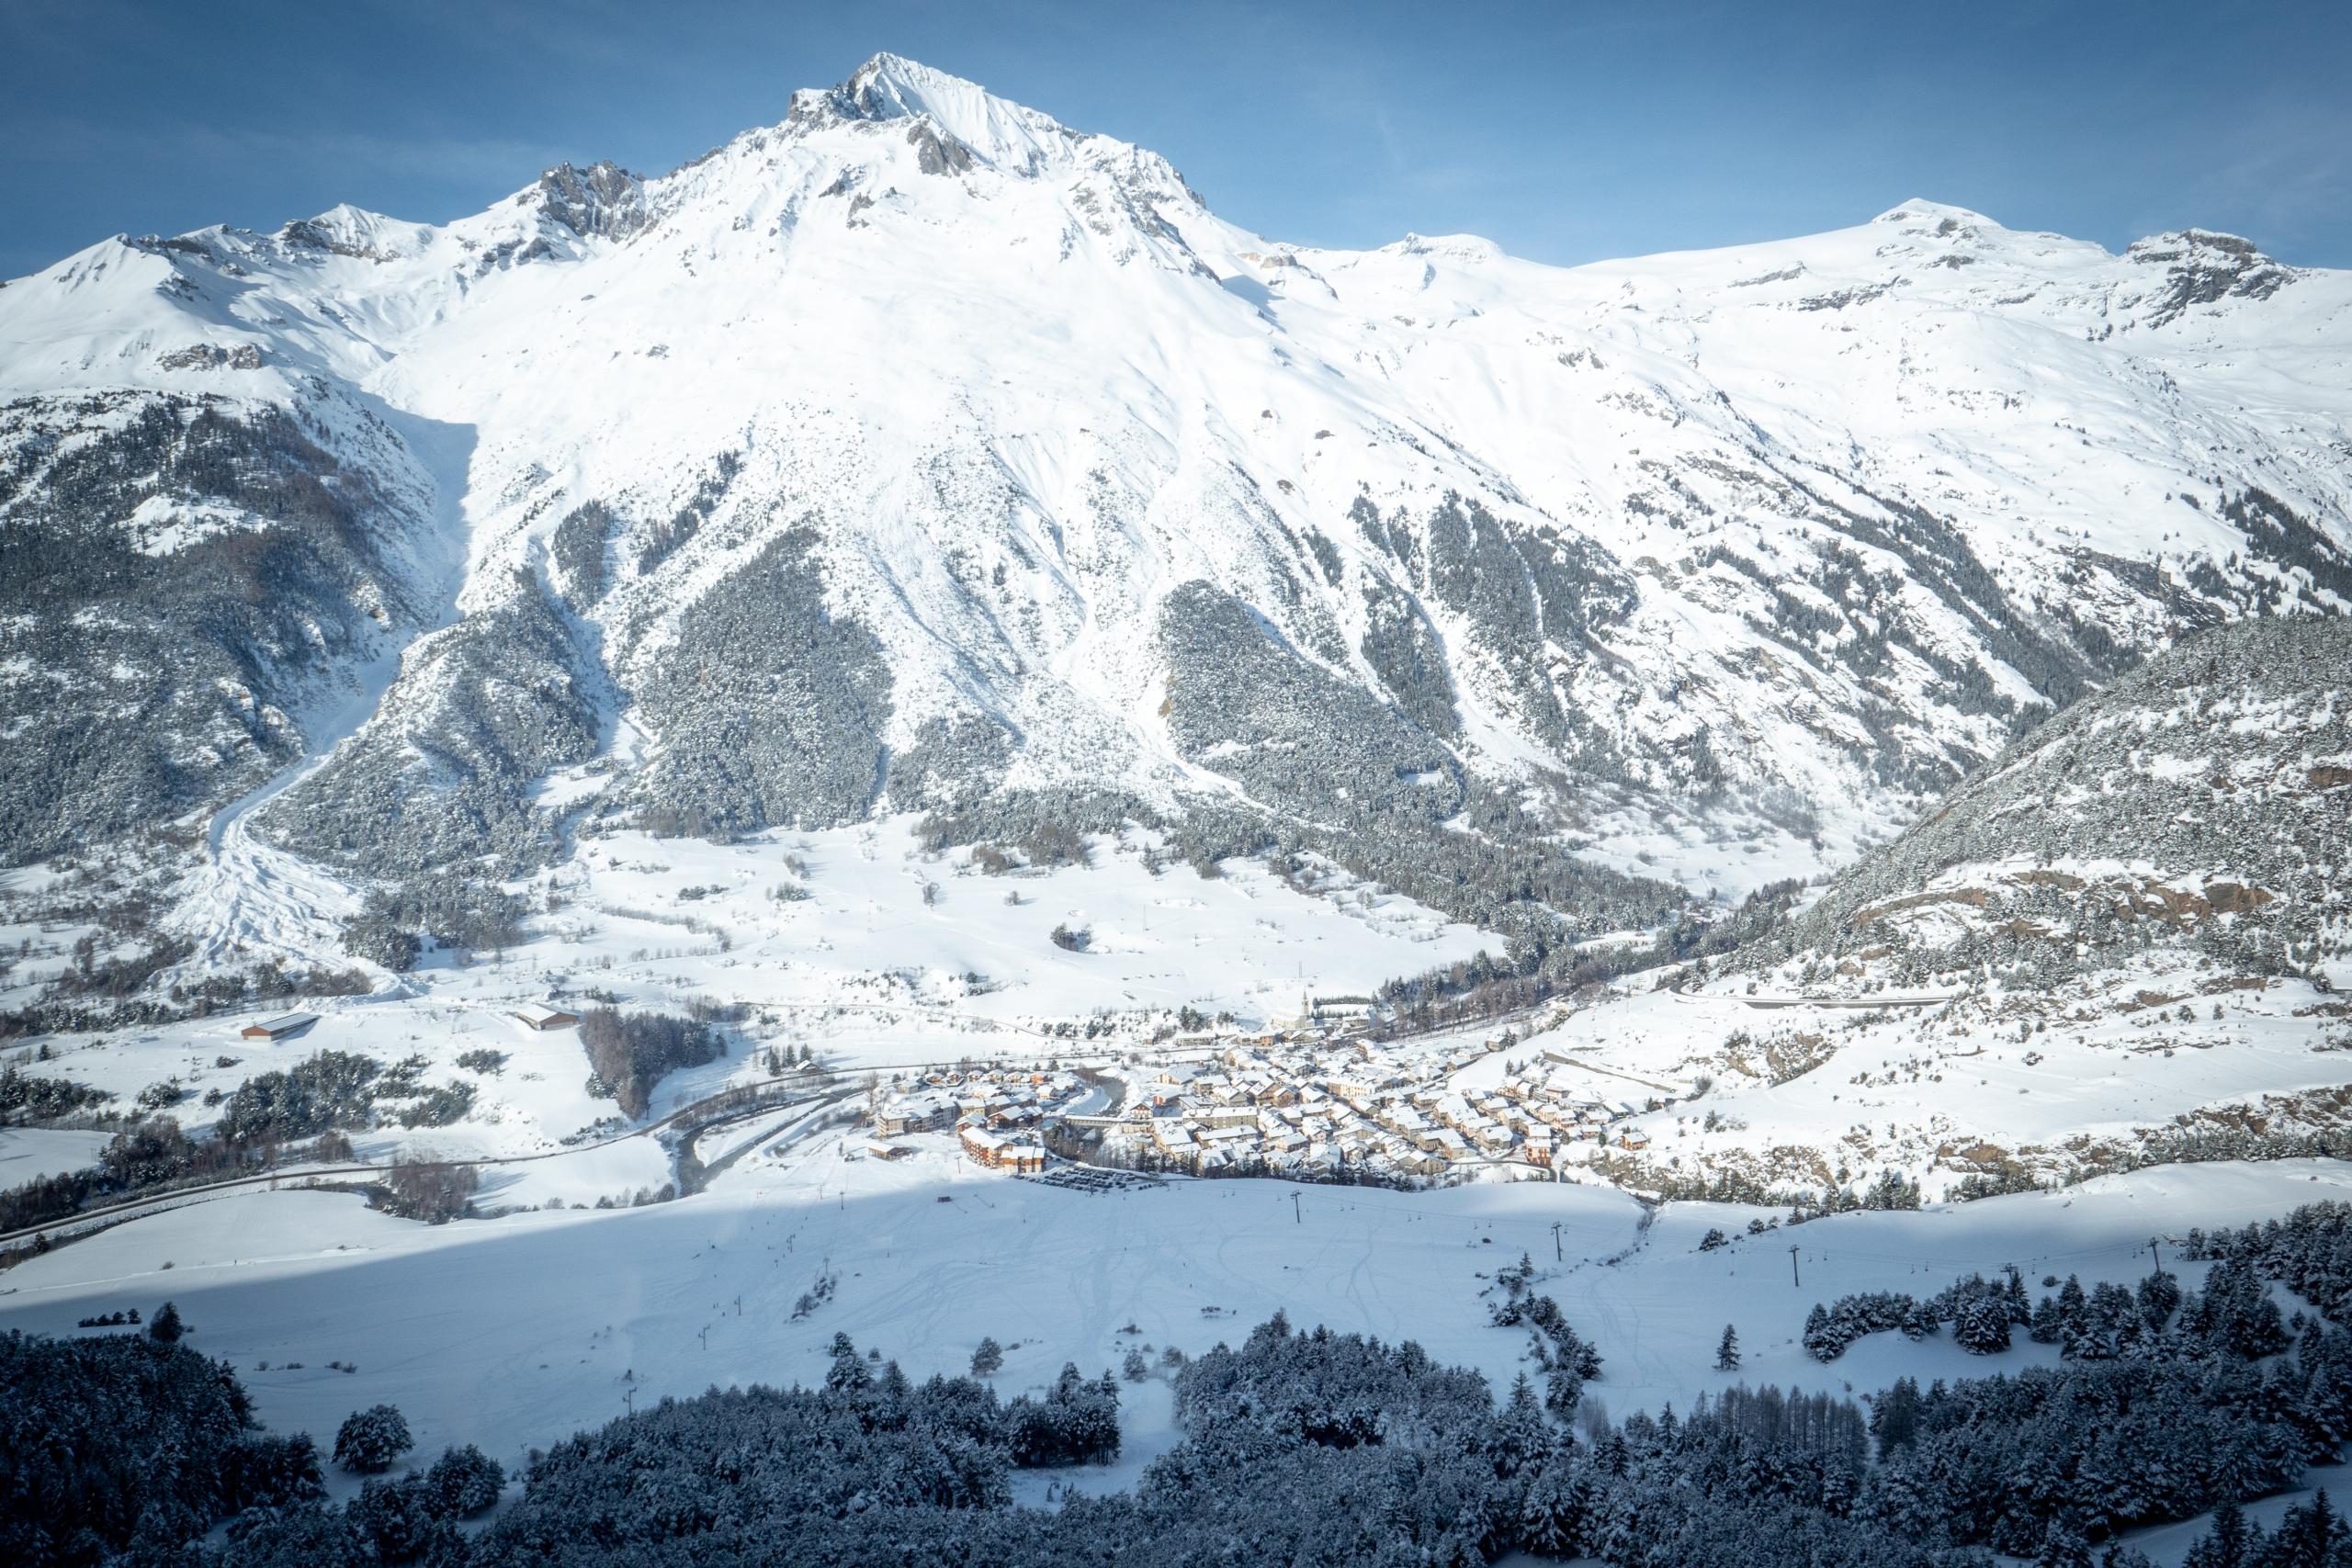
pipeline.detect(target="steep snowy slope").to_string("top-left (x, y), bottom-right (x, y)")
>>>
top-left (1747, 615), bottom-right (2351, 993)
top-left (3, 53), bottom-right (2348, 966)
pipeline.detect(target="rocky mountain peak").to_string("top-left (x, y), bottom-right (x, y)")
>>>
top-left (833, 51), bottom-right (983, 124)
top-left (277, 203), bottom-right (417, 261)
top-left (1871, 198), bottom-right (2001, 230)
top-left (2125, 226), bottom-right (2294, 324)
top-left (1387, 233), bottom-right (1505, 264)
top-left (530, 160), bottom-right (650, 242)
top-left (784, 51), bottom-right (1096, 179)
top-left (0, 51), bottom-right (2346, 964)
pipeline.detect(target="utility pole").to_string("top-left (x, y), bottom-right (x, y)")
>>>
top-left (1291, 1191), bottom-right (1302, 1224)
top-left (1790, 1246), bottom-right (1802, 1289)
top-left (2150, 1235), bottom-right (2164, 1274)
top-left (1553, 1222), bottom-right (1563, 1262)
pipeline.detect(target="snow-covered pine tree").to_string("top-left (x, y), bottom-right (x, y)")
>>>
top-left (146, 1300), bottom-right (184, 1345)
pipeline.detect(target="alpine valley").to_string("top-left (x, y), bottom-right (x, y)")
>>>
top-left (5, 52), bottom-right (2352, 1568)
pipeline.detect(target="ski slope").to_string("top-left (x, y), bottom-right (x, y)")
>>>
top-left (2, 1140), bottom-right (2344, 1517)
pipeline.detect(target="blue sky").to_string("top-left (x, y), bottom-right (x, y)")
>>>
top-left (3, 0), bottom-right (2346, 278)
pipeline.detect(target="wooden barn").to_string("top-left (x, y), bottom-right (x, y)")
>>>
top-left (239, 1011), bottom-right (318, 1042)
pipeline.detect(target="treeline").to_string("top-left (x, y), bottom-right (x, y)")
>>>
top-left (1, 1325), bottom-right (323, 1566)
top-left (578, 1006), bottom-right (723, 1118)
top-left (185, 1331), bottom-right (1117, 1567)
top-left (1371, 877), bottom-right (1808, 1040)
top-left (0, 1064), bottom-right (115, 1123)
top-left (2186, 1201), bottom-right (2352, 1324)
top-left (2, 1318), bottom-right (504, 1568)
top-left (40, 935), bottom-right (193, 1002)
top-left (374, 1160), bottom-right (480, 1225)
top-left (1, 393), bottom-right (407, 872)
top-left (2, 1048), bottom-right (473, 1245)
top-left (915, 782), bottom-right (1690, 978)
top-left (214, 1051), bottom-right (384, 1144)
top-left (1489, 1258), bottom-right (1605, 1415)
top-left (127, 1315), bottom-right (1943, 1566)
top-left (1804, 1271), bottom-right (2026, 1360)
top-left (0, 1118), bottom-right (353, 1243)
top-left (1851, 1326), bottom-right (2352, 1555)
top-left (339, 874), bottom-right (526, 972)
top-left (1802, 1257), bottom-right (2279, 1368)
top-left (0, 960), bottom-right (372, 1048)
top-left (207, 1048), bottom-right (469, 1144)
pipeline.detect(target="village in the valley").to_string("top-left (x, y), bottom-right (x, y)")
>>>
top-left (865, 994), bottom-right (1682, 1185)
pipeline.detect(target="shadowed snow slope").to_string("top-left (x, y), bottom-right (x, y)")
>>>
top-left (1, 1139), bottom-right (2343, 1495)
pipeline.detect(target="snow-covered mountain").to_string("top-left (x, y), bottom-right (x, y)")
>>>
top-left (4, 52), bottom-right (2349, 963)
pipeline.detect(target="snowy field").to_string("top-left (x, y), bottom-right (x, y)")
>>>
top-left (8, 814), bottom-right (2342, 1210)
top-left (0, 1127), bottom-right (115, 1187)
top-left (4, 1124), bottom-right (2344, 1524)
top-left (2, 818), bottom-right (1496, 1185)
top-left (534, 819), bottom-right (1492, 1042)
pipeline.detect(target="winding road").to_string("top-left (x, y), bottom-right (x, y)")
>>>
top-left (0, 1071), bottom-right (856, 1256)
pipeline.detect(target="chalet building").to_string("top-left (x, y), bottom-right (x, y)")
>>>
top-left (1469, 1122), bottom-right (1516, 1155)
top-left (876, 1092), bottom-right (955, 1136)
top-left (1049, 1016), bottom-right (1665, 1185)
top-left (1148, 1121), bottom-right (1197, 1157)
top-left (958, 1122), bottom-right (1046, 1173)
top-left (510, 1005), bottom-right (581, 1032)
